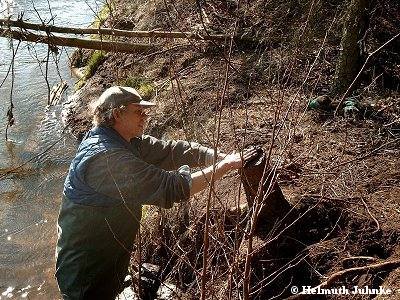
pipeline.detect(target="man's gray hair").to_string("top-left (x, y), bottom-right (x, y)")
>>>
top-left (91, 102), bottom-right (127, 127)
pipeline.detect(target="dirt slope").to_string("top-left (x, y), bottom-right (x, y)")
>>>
top-left (65, 0), bottom-right (400, 299)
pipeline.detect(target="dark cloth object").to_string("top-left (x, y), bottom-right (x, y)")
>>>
top-left (56, 126), bottom-right (213, 299)
top-left (241, 148), bottom-right (292, 233)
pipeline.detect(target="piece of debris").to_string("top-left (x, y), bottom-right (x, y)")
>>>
top-left (49, 81), bottom-right (68, 106)
top-left (343, 97), bottom-right (360, 118)
top-left (307, 94), bottom-right (332, 111)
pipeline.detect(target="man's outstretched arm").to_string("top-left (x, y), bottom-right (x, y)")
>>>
top-left (137, 135), bottom-right (219, 170)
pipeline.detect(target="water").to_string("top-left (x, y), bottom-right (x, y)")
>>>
top-left (0, 0), bottom-right (101, 298)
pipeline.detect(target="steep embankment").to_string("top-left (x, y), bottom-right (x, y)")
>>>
top-left (65, 0), bottom-right (400, 299)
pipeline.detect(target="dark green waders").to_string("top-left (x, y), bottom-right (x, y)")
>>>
top-left (55, 196), bottom-right (142, 300)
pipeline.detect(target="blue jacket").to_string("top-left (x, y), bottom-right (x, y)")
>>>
top-left (63, 126), bottom-right (136, 206)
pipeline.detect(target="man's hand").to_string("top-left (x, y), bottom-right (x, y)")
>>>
top-left (220, 148), bottom-right (259, 170)
top-left (190, 148), bottom-right (259, 196)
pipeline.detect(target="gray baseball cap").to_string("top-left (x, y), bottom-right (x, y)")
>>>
top-left (96, 86), bottom-right (155, 109)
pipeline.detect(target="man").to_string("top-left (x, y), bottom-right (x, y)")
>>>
top-left (55, 86), bottom-right (256, 299)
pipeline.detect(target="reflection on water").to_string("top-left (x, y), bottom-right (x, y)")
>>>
top-left (0, 0), bottom-right (14, 18)
top-left (0, 0), bottom-right (99, 298)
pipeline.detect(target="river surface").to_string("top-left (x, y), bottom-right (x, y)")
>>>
top-left (0, 0), bottom-right (99, 298)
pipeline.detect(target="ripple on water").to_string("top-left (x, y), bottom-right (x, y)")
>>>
top-left (0, 179), bottom-right (20, 196)
top-left (0, 281), bottom-right (52, 299)
top-left (0, 0), bottom-right (99, 297)
top-left (1, 286), bottom-right (14, 297)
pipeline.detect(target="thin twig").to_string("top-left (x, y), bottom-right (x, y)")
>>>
top-left (360, 196), bottom-right (380, 234)
top-left (200, 22), bottom-right (236, 300)
top-left (318, 259), bottom-right (400, 289)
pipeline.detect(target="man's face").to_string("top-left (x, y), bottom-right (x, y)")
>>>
top-left (118, 103), bottom-right (150, 137)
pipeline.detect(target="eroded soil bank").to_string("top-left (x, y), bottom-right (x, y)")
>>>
top-left (64, 0), bottom-right (400, 299)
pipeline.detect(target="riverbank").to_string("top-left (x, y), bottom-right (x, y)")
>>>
top-left (65, 0), bottom-right (400, 298)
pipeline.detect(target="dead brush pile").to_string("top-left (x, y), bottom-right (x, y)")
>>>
top-left (66, 0), bottom-right (400, 298)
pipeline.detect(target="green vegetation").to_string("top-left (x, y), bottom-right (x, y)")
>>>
top-left (117, 76), bottom-right (156, 100)
top-left (74, 77), bottom-right (86, 91)
top-left (84, 50), bottom-right (106, 79)
top-left (74, 0), bottom-right (114, 90)
top-left (90, 1), bottom-right (115, 40)
top-left (75, 50), bottom-right (106, 90)
top-left (92, 2), bottom-right (114, 29)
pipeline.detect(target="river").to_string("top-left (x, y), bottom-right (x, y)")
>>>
top-left (0, 0), bottom-right (99, 298)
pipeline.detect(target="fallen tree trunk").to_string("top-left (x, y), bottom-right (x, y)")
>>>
top-left (0, 18), bottom-right (241, 41)
top-left (0, 28), bottom-right (153, 53)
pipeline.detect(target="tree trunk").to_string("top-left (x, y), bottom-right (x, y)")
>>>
top-left (0, 18), bottom-right (264, 43)
top-left (332, 0), bottom-right (370, 97)
top-left (0, 28), bottom-right (153, 54)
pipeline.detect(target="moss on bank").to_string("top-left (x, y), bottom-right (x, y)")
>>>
top-left (75, 50), bottom-right (106, 90)
top-left (71, 0), bottom-right (113, 90)
top-left (91, 1), bottom-right (114, 29)
top-left (116, 76), bottom-right (155, 100)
